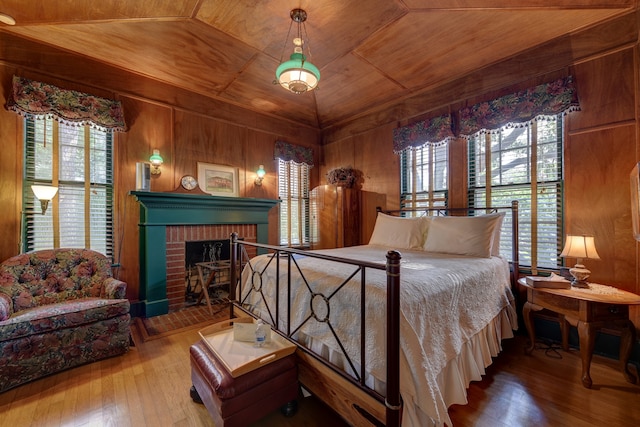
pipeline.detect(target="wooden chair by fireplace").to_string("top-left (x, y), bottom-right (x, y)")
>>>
top-left (195, 261), bottom-right (231, 315)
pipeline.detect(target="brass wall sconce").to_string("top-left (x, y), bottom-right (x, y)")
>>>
top-left (255, 165), bottom-right (266, 186)
top-left (149, 149), bottom-right (163, 175)
top-left (31, 185), bottom-right (58, 215)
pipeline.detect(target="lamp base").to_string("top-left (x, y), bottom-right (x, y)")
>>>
top-left (570, 279), bottom-right (590, 289)
top-left (569, 264), bottom-right (591, 289)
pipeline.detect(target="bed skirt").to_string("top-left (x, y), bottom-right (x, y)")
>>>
top-left (404, 304), bottom-right (518, 427)
top-left (299, 302), bottom-right (517, 427)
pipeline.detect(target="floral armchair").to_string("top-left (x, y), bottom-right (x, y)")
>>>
top-left (0, 248), bottom-right (130, 393)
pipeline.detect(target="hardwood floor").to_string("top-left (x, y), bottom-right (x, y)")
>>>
top-left (448, 337), bottom-right (640, 427)
top-left (0, 325), bottom-right (638, 427)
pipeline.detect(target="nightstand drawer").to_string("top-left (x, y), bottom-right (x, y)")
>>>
top-left (529, 291), bottom-right (578, 316)
top-left (587, 303), bottom-right (628, 321)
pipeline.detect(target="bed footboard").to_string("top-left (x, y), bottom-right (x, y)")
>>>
top-left (229, 233), bottom-right (402, 427)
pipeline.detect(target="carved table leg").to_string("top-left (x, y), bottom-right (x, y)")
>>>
top-left (619, 319), bottom-right (638, 384)
top-left (523, 301), bottom-right (536, 354)
top-left (577, 321), bottom-right (596, 388)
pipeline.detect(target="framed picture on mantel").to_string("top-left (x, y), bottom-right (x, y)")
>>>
top-left (197, 162), bottom-right (239, 197)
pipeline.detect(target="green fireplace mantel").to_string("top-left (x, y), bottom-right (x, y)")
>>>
top-left (130, 191), bottom-right (279, 317)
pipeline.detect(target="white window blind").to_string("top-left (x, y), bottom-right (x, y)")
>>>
top-left (278, 159), bottom-right (310, 246)
top-left (400, 143), bottom-right (448, 210)
top-left (23, 117), bottom-right (114, 257)
top-left (468, 117), bottom-right (563, 268)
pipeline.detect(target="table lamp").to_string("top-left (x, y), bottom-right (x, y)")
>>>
top-left (560, 235), bottom-right (600, 288)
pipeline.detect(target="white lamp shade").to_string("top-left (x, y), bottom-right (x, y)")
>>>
top-left (31, 185), bottom-right (58, 200)
top-left (560, 235), bottom-right (600, 260)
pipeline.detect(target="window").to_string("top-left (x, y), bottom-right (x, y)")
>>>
top-left (400, 143), bottom-right (448, 210)
top-left (23, 117), bottom-right (114, 257)
top-left (468, 117), bottom-right (563, 268)
top-left (278, 159), bottom-right (310, 246)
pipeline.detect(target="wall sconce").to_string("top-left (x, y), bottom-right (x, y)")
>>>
top-left (255, 165), bottom-right (266, 186)
top-left (149, 149), bottom-right (163, 175)
top-left (31, 185), bottom-right (58, 215)
top-left (560, 234), bottom-right (601, 288)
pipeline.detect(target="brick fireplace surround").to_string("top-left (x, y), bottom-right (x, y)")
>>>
top-left (166, 224), bottom-right (255, 312)
top-left (131, 191), bottom-right (278, 317)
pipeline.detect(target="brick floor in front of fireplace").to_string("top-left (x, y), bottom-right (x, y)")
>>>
top-left (137, 300), bottom-right (230, 339)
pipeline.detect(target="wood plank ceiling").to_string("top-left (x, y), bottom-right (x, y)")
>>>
top-left (0, 0), bottom-right (633, 130)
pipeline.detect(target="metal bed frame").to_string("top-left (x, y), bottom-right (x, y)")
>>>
top-left (228, 201), bottom-right (519, 426)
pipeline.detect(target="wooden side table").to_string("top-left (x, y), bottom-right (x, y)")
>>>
top-left (518, 277), bottom-right (640, 388)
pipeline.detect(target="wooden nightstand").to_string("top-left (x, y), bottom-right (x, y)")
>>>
top-left (518, 277), bottom-right (640, 388)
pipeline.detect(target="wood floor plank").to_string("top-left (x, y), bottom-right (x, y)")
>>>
top-left (1, 326), bottom-right (639, 427)
top-left (449, 336), bottom-right (640, 427)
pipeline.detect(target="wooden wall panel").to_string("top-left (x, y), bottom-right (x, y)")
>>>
top-left (565, 48), bottom-right (638, 293)
top-left (569, 48), bottom-right (636, 131)
top-left (353, 124), bottom-right (400, 211)
top-left (173, 111), bottom-right (247, 191)
top-left (322, 137), bottom-right (356, 172)
top-left (565, 124), bottom-right (639, 328)
top-left (323, 124), bottom-right (400, 212)
top-left (115, 98), bottom-right (173, 299)
top-left (0, 66), bottom-right (22, 262)
top-left (242, 131), bottom-right (278, 200)
top-left (360, 191), bottom-right (387, 243)
top-left (564, 126), bottom-right (637, 288)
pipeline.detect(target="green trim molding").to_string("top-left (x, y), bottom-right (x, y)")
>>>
top-left (130, 191), bottom-right (279, 317)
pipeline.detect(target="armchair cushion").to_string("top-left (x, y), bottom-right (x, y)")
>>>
top-left (0, 297), bottom-right (129, 342)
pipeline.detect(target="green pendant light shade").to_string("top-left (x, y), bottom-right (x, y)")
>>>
top-left (275, 51), bottom-right (320, 94)
top-left (275, 9), bottom-right (320, 94)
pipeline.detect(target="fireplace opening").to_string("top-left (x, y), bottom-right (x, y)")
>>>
top-left (185, 239), bottom-right (231, 306)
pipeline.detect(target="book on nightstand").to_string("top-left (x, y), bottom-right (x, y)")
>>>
top-left (525, 273), bottom-right (571, 289)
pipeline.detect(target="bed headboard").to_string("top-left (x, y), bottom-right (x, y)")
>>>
top-left (377, 201), bottom-right (520, 286)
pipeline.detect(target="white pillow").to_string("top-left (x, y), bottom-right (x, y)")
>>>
top-left (423, 213), bottom-right (504, 258)
top-left (491, 212), bottom-right (506, 256)
top-left (368, 213), bottom-right (430, 250)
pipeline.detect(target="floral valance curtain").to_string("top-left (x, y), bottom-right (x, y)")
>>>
top-left (393, 113), bottom-right (455, 153)
top-left (6, 75), bottom-right (126, 132)
top-left (274, 140), bottom-right (314, 166)
top-left (457, 76), bottom-right (579, 138)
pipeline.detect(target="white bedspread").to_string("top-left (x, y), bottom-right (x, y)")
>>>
top-left (239, 245), bottom-right (517, 426)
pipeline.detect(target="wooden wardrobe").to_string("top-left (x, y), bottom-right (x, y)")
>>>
top-left (309, 185), bottom-right (385, 249)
